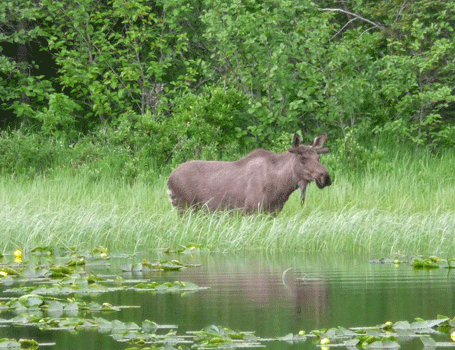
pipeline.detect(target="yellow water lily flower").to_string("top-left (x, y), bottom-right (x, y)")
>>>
top-left (321, 338), bottom-right (330, 345)
top-left (14, 249), bottom-right (23, 263)
top-left (93, 246), bottom-right (108, 257)
top-left (451, 330), bottom-right (455, 342)
top-left (0, 271), bottom-right (8, 278)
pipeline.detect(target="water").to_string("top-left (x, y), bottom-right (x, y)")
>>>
top-left (1, 251), bottom-right (455, 349)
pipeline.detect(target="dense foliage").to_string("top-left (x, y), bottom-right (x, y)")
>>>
top-left (1, 0), bottom-right (454, 177)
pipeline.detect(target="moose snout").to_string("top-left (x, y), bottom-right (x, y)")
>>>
top-left (316, 173), bottom-right (332, 189)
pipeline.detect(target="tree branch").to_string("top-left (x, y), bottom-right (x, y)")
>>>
top-left (320, 8), bottom-right (385, 31)
top-left (328, 17), bottom-right (359, 41)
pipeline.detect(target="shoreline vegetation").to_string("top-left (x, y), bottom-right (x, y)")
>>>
top-left (1, 137), bottom-right (454, 256)
top-left (2, 0), bottom-right (455, 256)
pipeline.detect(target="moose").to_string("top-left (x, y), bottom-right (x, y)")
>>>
top-left (167, 133), bottom-right (332, 215)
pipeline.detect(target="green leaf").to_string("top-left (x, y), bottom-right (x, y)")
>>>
top-left (420, 336), bottom-right (436, 347)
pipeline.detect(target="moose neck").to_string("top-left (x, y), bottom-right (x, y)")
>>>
top-left (276, 151), bottom-right (302, 195)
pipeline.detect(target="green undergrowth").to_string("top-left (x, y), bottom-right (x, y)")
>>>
top-left (1, 145), bottom-right (454, 255)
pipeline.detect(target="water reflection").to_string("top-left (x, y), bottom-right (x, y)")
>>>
top-left (148, 252), bottom-right (455, 347)
top-left (1, 251), bottom-right (455, 350)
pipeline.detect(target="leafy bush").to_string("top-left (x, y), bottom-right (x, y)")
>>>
top-left (34, 93), bottom-right (81, 141)
top-left (107, 86), bottom-right (251, 167)
top-left (0, 130), bottom-right (64, 178)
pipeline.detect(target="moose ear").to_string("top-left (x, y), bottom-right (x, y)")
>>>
top-left (317, 147), bottom-right (330, 154)
top-left (310, 133), bottom-right (328, 149)
top-left (292, 133), bottom-right (301, 148)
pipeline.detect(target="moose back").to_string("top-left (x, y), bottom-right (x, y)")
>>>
top-left (167, 133), bottom-right (332, 215)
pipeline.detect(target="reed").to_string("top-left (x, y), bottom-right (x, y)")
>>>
top-left (1, 146), bottom-right (454, 256)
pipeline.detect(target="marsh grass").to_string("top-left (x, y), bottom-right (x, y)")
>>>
top-left (1, 146), bottom-right (454, 255)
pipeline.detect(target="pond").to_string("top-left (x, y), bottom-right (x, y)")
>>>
top-left (1, 249), bottom-right (455, 350)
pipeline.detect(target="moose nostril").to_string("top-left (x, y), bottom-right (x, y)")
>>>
top-left (325, 175), bottom-right (332, 186)
top-left (319, 174), bottom-right (331, 187)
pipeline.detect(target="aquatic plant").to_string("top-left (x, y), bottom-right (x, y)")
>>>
top-left (120, 259), bottom-right (201, 273)
top-left (2, 294), bottom-right (126, 315)
top-left (369, 255), bottom-right (455, 269)
top-left (0, 313), bottom-right (454, 349)
top-left (309, 316), bottom-right (455, 349)
top-left (0, 338), bottom-right (41, 350)
top-left (0, 247), bottom-right (207, 298)
top-left (1, 247), bottom-right (455, 349)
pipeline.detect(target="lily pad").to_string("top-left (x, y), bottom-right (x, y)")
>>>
top-left (31, 246), bottom-right (54, 256)
top-left (367, 340), bottom-right (400, 349)
top-left (410, 318), bottom-right (449, 330)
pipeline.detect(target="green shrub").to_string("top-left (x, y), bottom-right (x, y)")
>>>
top-left (0, 130), bottom-right (65, 178)
top-left (106, 86), bottom-right (251, 168)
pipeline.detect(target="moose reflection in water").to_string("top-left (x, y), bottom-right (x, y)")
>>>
top-left (245, 268), bottom-right (330, 320)
top-left (168, 133), bottom-right (332, 215)
top-left (176, 264), bottom-right (331, 329)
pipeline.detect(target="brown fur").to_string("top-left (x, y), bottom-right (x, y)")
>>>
top-left (167, 133), bottom-right (331, 215)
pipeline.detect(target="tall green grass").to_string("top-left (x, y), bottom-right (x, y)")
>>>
top-left (1, 146), bottom-right (454, 255)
